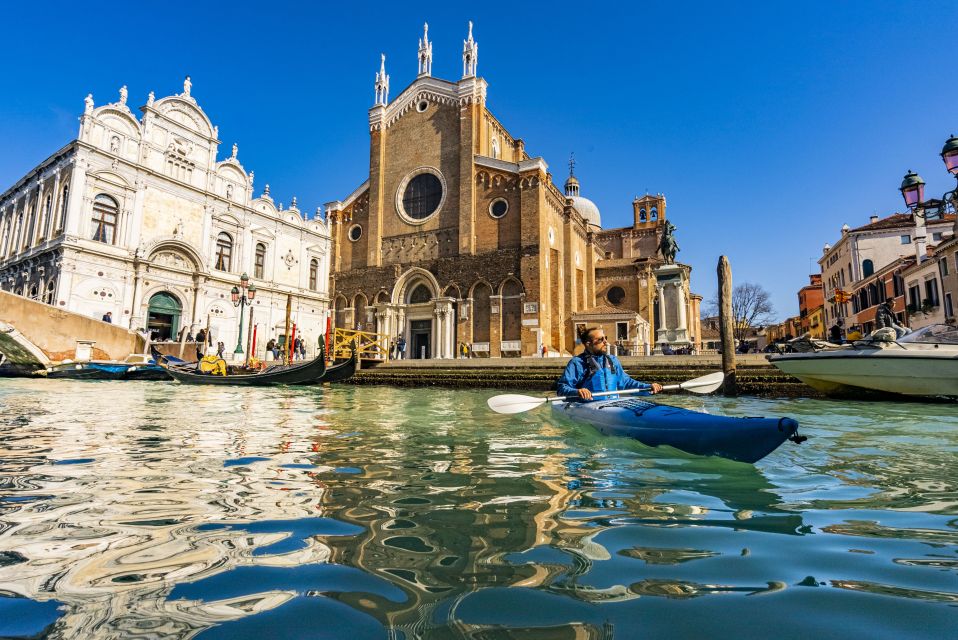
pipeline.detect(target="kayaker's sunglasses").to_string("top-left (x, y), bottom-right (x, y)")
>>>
top-left (590, 336), bottom-right (608, 344)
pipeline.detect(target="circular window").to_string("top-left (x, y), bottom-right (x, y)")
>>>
top-left (397, 168), bottom-right (446, 223)
top-left (489, 198), bottom-right (509, 219)
top-left (607, 286), bottom-right (625, 306)
top-left (417, 100), bottom-right (429, 112)
top-left (348, 224), bottom-right (363, 242)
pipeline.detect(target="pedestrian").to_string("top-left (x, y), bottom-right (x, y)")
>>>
top-left (557, 326), bottom-right (662, 401)
top-left (875, 297), bottom-right (908, 338)
top-left (297, 337), bottom-right (306, 360)
top-left (397, 336), bottom-right (406, 360)
top-left (266, 338), bottom-right (276, 360)
top-left (101, 311), bottom-right (112, 323)
top-left (293, 337), bottom-right (303, 361)
top-left (389, 338), bottom-right (396, 359)
top-left (462, 342), bottom-right (470, 359)
top-left (828, 319), bottom-right (844, 344)
top-left (541, 344), bottom-right (547, 358)
top-left (216, 341), bottom-right (225, 359)
top-left (195, 328), bottom-right (207, 360)
top-left (185, 331), bottom-right (194, 341)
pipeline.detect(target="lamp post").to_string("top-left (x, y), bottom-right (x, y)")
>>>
top-left (899, 134), bottom-right (958, 223)
top-left (941, 134), bottom-right (958, 236)
top-left (231, 273), bottom-right (256, 358)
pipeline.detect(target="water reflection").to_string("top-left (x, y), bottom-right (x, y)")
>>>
top-left (0, 381), bottom-right (957, 638)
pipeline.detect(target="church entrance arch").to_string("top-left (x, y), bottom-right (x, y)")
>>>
top-left (147, 292), bottom-right (182, 341)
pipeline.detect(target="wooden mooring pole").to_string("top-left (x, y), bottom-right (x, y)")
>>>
top-left (717, 255), bottom-right (738, 396)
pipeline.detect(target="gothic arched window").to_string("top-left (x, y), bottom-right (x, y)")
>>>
top-left (862, 259), bottom-right (874, 278)
top-left (91, 194), bottom-right (119, 244)
top-left (254, 242), bottom-right (267, 279)
top-left (215, 232), bottom-right (233, 271)
top-left (309, 258), bottom-right (319, 291)
top-left (56, 184), bottom-right (69, 233)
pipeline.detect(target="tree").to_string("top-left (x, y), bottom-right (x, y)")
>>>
top-left (706, 282), bottom-right (776, 342)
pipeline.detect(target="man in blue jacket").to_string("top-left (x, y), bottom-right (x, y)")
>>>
top-left (557, 327), bottom-right (662, 401)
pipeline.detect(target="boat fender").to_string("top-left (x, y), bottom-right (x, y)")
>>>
top-left (777, 417), bottom-right (808, 444)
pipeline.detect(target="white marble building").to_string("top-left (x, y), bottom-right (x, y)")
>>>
top-left (0, 78), bottom-right (331, 357)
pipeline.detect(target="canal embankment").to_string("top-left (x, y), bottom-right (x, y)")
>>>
top-left (346, 354), bottom-right (820, 397)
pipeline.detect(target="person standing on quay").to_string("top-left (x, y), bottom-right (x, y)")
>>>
top-left (102, 311), bottom-right (112, 323)
top-left (397, 336), bottom-right (406, 360)
top-left (557, 326), bottom-right (662, 401)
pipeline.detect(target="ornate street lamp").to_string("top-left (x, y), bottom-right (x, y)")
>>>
top-left (941, 134), bottom-right (958, 176)
top-left (232, 273), bottom-right (256, 356)
top-left (941, 135), bottom-right (958, 236)
top-left (899, 170), bottom-right (925, 210)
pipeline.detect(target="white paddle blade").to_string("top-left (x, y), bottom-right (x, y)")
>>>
top-left (680, 371), bottom-right (725, 394)
top-left (487, 394), bottom-right (548, 414)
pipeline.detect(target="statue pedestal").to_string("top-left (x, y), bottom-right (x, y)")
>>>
top-left (653, 264), bottom-right (691, 353)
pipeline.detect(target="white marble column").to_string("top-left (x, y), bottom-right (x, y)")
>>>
top-left (676, 283), bottom-right (687, 332)
top-left (656, 285), bottom-right (667, 341)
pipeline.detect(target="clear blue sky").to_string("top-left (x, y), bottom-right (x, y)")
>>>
top-left (2, 1), bottom-right (956, 319)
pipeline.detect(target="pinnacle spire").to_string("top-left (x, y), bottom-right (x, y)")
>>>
top-left (374, 53), bottom-right (390, 106)
top-left (462, 21), bottom-right (478, 78)
top-left (418, 22), bottom-right (433, 76)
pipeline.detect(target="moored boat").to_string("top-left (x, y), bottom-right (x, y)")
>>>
top-left (45, 354), bottom-right (169, 381)
top-left (301, 343), bottom-right (358, 385)
top-left (159, 343), bottom-right (327, 385)
top-left (768, 324), bottom-right (958, 400)
top-left (551, 398), bottom-right (802, 463)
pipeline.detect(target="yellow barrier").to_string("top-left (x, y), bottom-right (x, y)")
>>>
top-left (332, 328), bottom-right (389, 361)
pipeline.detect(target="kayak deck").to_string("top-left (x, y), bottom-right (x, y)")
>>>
top-left (552, 398), bottom-right (802, 463)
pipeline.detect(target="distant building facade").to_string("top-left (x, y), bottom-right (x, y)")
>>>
top-left (797, 273), bottom-right (824, 338)
top-left (0, 79), bottom-right (331, 356)
top-left (818, 211), bottom-right (955, 329)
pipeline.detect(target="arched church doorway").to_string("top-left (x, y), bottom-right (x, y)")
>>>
top-left (410, 320), bottom-right (431, 359)
top-left (148, 292), bottom-right (182, 341)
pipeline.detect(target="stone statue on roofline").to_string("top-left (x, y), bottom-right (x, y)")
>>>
top-left (658, 220), bottom-right (679, 264)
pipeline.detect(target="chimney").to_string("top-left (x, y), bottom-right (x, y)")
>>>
top-left (869, 215), bottom-right (879, 224)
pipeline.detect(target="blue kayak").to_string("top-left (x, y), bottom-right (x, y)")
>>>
top-left (551, 397), bottom-right (802, 463)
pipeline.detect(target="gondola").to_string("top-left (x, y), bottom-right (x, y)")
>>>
top-left (159, 343), bottom-right (327, 386)
top-left (301, 343), bottom-right (358, 385)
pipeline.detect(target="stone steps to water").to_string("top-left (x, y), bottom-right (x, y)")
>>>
top-left (345, 360), bottom-right (819, 397)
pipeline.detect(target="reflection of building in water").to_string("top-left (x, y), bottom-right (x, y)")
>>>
top-left (312, 420), bottom-right (619, 636)
top-left (0, 391), bottom-right (339, 639)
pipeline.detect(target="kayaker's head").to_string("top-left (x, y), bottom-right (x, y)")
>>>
top-left (579, 326), bottom-right (609, 356)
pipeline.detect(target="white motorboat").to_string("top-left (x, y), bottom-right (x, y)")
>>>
top-left (768, 324), bottom-right (958, 400)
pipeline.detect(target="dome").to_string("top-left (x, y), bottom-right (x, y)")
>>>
top-left (571, 196), bottom-right (601, 228)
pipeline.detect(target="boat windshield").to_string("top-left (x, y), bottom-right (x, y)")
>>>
top-left (898, 324), bottom-right (958, 345)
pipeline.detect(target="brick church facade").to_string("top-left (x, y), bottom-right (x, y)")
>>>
top-left (327, 23), bottom-right (701, 358)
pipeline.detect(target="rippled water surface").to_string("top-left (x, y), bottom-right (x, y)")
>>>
top-left (1, 379), bottom-right (957, 639)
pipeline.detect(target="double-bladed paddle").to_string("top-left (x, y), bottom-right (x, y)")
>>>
top-left (487, 371), bottom-right (725, 415)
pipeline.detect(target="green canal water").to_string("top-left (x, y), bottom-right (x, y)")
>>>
top-left (0, 379), bottom-right (957, 639)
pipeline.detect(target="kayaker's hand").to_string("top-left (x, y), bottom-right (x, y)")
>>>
top-left (649, 383), bottom-right (663, 394)
top-left (578, 388), bottom-right (593, 401)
